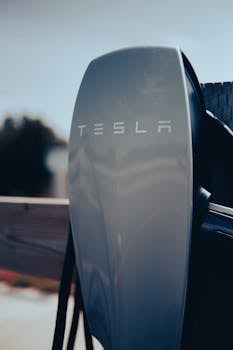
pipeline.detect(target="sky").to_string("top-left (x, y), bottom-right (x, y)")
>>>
top-left (1, 0), bottom-right (233, 139)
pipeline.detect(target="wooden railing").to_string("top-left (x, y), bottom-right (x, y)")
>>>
top-left (0, 196), bottom-right (69, 280)
top-left (1, 196), bottom-right (232, 283)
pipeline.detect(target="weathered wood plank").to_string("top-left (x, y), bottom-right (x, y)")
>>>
top-left (0, 196), bottom-right (69, 280)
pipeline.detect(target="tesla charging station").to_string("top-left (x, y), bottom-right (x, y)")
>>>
top-left (53, 47), bottom-right (233, 350)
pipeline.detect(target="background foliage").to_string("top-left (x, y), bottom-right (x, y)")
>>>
top-left (0, 116), bottom-right (66, 197)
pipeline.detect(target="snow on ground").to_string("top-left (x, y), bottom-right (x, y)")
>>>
top-left (0, 283), bottom-right (103, 350)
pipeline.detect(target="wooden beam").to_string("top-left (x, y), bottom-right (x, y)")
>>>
top-left (0, 196), bottom-right (69, 280)
top-left (2, 196), bottom-right (231, 284)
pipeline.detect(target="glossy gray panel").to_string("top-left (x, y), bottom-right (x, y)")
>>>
top-left (69, 47), bottom-right (193, 349)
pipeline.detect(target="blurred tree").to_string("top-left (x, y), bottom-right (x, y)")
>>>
top-left (0, 116), bottom-right (66, 197)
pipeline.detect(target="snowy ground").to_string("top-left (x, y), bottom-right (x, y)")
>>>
top-left (0, 283), bottom-right (103, 350)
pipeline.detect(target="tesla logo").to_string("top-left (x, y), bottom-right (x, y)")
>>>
top-left (77, 120), bottom-right (172, 136)
top-left (94, 123), bottom-right (104, 135)
top-left (158, 120), bottom-right (172, 133)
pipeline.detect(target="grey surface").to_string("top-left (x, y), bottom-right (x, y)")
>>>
top-left (69, 47), bottom-right (193, 349)
top-left (0, 283), bottom-right (103, 350)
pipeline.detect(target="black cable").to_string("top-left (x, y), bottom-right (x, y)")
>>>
top-left (66, 269), bottom-right (94, 350)
top-left (52, 225), bottom-right (75, 350)
top-left (81, 278), bottom-right (94, 350)
top-left (83, 310), bottom-right (94, 350)
top-left (66, 273), bottom-right (82, 350)
top-left (52, 223), bottom-right (94, 350)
